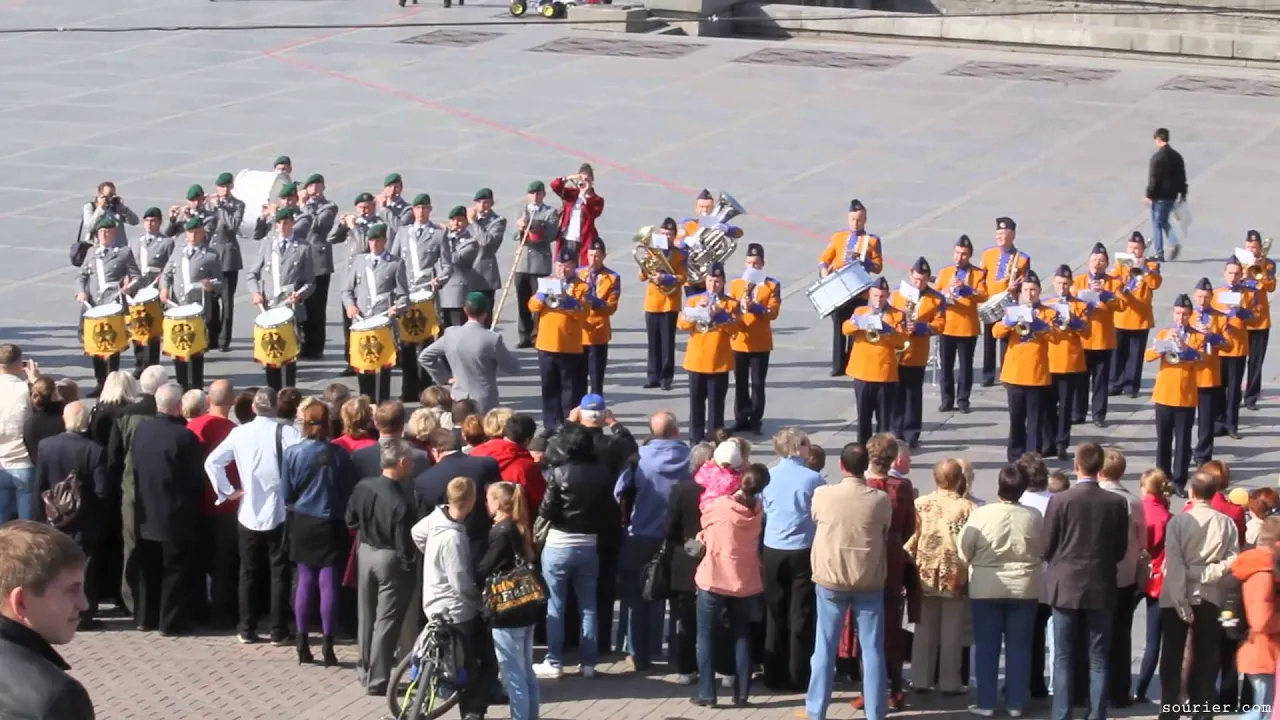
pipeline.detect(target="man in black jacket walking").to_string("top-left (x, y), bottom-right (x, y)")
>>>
top-left (1145, 127), bottom-right (1188, 262)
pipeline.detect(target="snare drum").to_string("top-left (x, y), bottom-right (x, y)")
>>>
top-left (253, 307), bottom-right (300, 368)
top-left (161, 304), bottom-right (208, 360)
top-left (806, 264), bottom-right (875, 317)
top-left (125, 287), bottom-right (163, 345)
top-left (82, 303), bottom-right (128, 358)
top-left (349, 315), bottom-right (397, 373)
top-left (397, 290), bottom-right (441, 344)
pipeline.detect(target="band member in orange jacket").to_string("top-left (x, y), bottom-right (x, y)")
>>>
top-left (933, 235), bottom-right (988, 413)
top-left (529, 249), bottom-right (590, 432)
top-left (980, 217), bottom-right (1031, 387)
top-left (1243, 229), bottom-right (1274, 409)
top-left (890, 257), bottom-right (945, 448)
top-left (819, 199), bottom-right (883, 376)
top-left (677, 263), bottom-right (742, 443)
top-left (991, 270), bottom-right (1058, 463)
top-left (642, 218), bottom-right (687, 391)
top-left (682, 189), bottom-right (743, 299)
top-left (1212, 257), bottom-right (1258, 439)
top-left (728, 243), bottom-right (780, 434)
top-left (1041, 265), bottom-right (1091, 460)
top-left (578, 238), bottom-right (620, 396)
top-left (842, 277), bottom-right (906, 445)
top-left (1189, 278), bottom-right (1229, 466)
top-left (550, 163), bottom-right (604, 267)
top-left (1110, 232), bottom-right (1162, 398)
top-left (1146, 294), bottom-right (1207, 494)
top-left (1071, 243), bottom-right (1127, 427)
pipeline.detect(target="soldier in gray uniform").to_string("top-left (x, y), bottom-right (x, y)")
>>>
top-left (378, 173), bottom-right (413, 240)
top-left (129, 207), bottom-right (176, 376)
top-left (164, 184), bottom-right (217, 239)
top-left (77, 216), bottom-right (142, 396)
top-left (248, 207), bottom-right (316, 390)
top-left (209, 172), bottom-right (247, 352)
top-left (252, 182), bottom-right (304, 241)
top-left (470, 187), bottom-right (507, 309)
top-left (160, 218), bottom-right (223, 391)
top-left (330, 191), bottom-right (381, 371)
top-left (298, 174), bottom-right (340, 359)
top-left (341, 223), bottom-right (409, 402)
top-left (393, 193), bottom-right (444, 403)
top-left (80, 180), bottom-right (139, 247)
top-left (513, 180), bottom-right (562, 348)
top-left (437, 206), bottom-right (486, 330)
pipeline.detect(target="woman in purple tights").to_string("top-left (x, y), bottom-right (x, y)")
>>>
top-left (281, 400), bottom-right (357, 665)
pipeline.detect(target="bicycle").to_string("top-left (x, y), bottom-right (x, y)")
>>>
top-left (386, 615), bottom-right (462, 720)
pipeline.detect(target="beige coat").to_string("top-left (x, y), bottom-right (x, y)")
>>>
top-left (957, 500), bottom-right (1043, 600)
top-left (810, 476), bottom-right (891, 593)
top-left (1159, 500), bottom-right (1239, 614)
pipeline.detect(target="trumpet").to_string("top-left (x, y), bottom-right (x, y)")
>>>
top-left (1248, 241), bottom-right (1271, 282)
top-left (1054, 308), bottom-right (1071, 331)
top-left (1165, 327), bottom-right (1188, 364)
top-left (1016, 320), bottom-right (1034, 338)
top-left (633, 226), bottom-right (680, 296)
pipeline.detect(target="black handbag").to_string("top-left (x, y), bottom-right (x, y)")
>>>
top-left (483, 562), bottom-right (547, 622)
top-left (641, 541), bottom-right (673, 602)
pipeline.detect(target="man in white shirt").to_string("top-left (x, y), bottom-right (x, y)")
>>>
top-left (204, 387), bottom-right (301, 645)
top-left (0, 344), bottom-right (39, 522)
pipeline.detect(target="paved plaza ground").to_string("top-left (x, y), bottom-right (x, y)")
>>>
top-left (3, 0), bottom-right (1280, 716)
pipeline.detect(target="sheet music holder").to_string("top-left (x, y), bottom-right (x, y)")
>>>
top-left (1003, 305), bottom-right (1034, 324)
top-left (855, 313), bottom-right (884, 331)
top-left (537, 277), bottom-right (564, 296)
top-left (742, 267), bottom-right (766, 285)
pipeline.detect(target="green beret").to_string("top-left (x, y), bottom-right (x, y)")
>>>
top-left (215, 172), bottom-right (234, 187)
top-left (185, 184), bottom-right (204, 201)
top-left (354, 192), bottom-right (375, 205)
top-left (368, 223), bottom-right (388, 239)
top-left (278, 182), bottom-right (298, 199)
top-left (474, 187), bottom-right (493, 202)
top-left (465, 291), bottom-right (490, 312)
top-left (274, 155), bottom-right (292, 167)
top-left (304, 173), bottom-right (324, 187)
top-left (526, 180), bottom-right (545, 194)
top-left (384, 173), bottom-right (402, 187)
top-left (184, 216), bottom-right (203, 232)
top-left (94, 216), bottom-right (119, 231)
top-left (274, 207), bottom-right (297, 222)
top-left (448, 205), bottom-right (467, 220)
top-left (411, 193), bottom-right (431, 207)
top-left (142, 207), bottom-right (162, 220)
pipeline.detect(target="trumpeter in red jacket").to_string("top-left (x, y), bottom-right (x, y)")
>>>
top-left (551, 163), bottom-right (605, 267)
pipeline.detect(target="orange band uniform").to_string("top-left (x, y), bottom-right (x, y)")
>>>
top-left (818, 231), bottom-right (883, 275)
top-left (1189, 306), bottom-right (1229, 388)
top-left (1145, 326), bottom-right (1207, 408)
top-left (1041, 297), bottom-right (1091, 375)
top-left (678, 294), bottom-right (742, 374)
top-left (889, 289), bottom-right (945, 368)
top-left (979, 247), bottom-right (1031, 298)
top-left (728, 276), bottom-right (781, 354)
top-left (991, 305), bottom-right (1061, 387)
top-left (841, 306), bottom-right (907, 382)
top-left (1211, 286), bottom-right (1255, 358)
top-left (528, 279), bottom-right (590, 354)
top-left (577, 265), bottom-right (621, 346)
top-left (1071, 273), bottom-right (1127, 351)
top-left (640, 245), bottom-right (688, 314)
top-left (933, 264), bottom-right (989, 338)
top-left (1113, 260), bottom-right (1163, 331)
top-left (1246, 259), bottom-right (1276, 331)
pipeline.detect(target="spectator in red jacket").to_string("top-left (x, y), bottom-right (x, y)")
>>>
top-left (1135, 468), bottom-right (1174, 703)
top-left (1186, 460), bottom-right (1247, 547)
top-left (184, 380), bottom-right (239, 628)
top-left (472, 413), bottom-right (545, 514)
top-left (550, 164), bottom-right (604, 267)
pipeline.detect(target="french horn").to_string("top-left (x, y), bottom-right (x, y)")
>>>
top-left (632, 226), bottom-right (680, 296)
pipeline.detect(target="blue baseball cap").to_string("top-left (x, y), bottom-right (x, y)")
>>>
top-left (580, 393), bottom-right (606, 412)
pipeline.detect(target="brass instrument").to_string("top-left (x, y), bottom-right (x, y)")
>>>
top-left (864, 302), bottom-right (885, 343)
top-left (1054, 306), bottom-right (1071, 331)
top-left (946, 267), bottom-right (968, 303)
top-left (896, 299), bottom-right (918, 356)
top-left (1016, 320), bottom-right (1033, 338)
top-left (1165, 326), bottom-right (1188, 365)
top-left (691, 294), bottom-right (737, 333)
top-left (632, 225), bottom-right (680, 296)
top-left (686, 193), bottom-right (746, 285)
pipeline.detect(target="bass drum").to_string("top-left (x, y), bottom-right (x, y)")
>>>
top-left (232, 170), bottom-right (288, 237)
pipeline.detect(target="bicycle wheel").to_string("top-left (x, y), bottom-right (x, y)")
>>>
top-left (406, 658), bottom-right (460, 720)
top-left (387, 652), bottom-right (417, 719)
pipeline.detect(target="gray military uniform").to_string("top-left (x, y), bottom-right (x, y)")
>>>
top-left (247, 232), bottom-right (317, 322)
top-left (341, 252), bottom-right (410, 317)
top-left (160, 245), bottom-right (223, 317)
top-left (437, 226), bottom-right (483, 310)
top-left (299, 196), bottom-right (340, 276)
top-left (163, 207), bottom-right (217, 240)
top-left (79, 245), bottom-right (142, 306)
top-left (133, 232), bottom-right (176, 286)
top-left (514, 203), bottom-right (561, 276)
top-left (379, 197), bottom-right (413, 241)
top-left (472, 211), bottom-right (507, 291)
top-left (328, 214), bottom-right (379, 271)
top-left (392, 222), bottom-right (444, 292)
top-left (208, 196), bottom-right (247, 272)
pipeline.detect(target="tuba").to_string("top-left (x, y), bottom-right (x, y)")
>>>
top-left (686, 193), bottom-right (746, 285)
top-left (632, 226), bottom-right (680, 296)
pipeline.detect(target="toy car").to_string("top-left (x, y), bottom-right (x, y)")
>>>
top-left (510, 0), bottom-right (568, 18)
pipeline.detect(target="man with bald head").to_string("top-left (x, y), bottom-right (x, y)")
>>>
top-left (188, 378), bottom-right (240, 627)
top-left (33, 400), bottom-right (109, 629)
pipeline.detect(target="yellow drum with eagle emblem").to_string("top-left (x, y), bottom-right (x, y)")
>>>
top-left (125, 287), bottom-right (163, 345)
top-left (82, 303), bottom-right (128, 358)
top-left (349, 315), bottom-right (396, 373)
top-left (161, 303), bottom-right (208, 360)
top-left (253, 307), bottom-right (300, 368)
top-left (396, 289), bottom-right (441, 345)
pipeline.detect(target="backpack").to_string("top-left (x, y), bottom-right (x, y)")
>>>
top-left (42, 471), bottom-right (83, 528)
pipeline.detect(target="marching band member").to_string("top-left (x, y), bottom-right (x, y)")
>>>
top-left (252, 182), bottom-right (303, 241)
top-left (677, 263), bottom-right (742, 443)
top-left (298, 174), bottom-right (339, 359)
top-left (470, 188), bottom-right (507, 309)
top-left (1145, 294), bottom-right (1206, 495)
top-left (529, 250), bottom-right (590, 432)
top-left (209, 172), bottom-right (246, 353)
top-left (342, 223), bottom-right (409, 403)
top-left (1189, 279), bottom-right (1228, 467)
top-left (1212, 257), bottom-right (1257, 439)
top-left (438, 205), bottom-right (483, 329)
top-left (1071, 243), bottom-right (1126, 428)
top-left (393, 194), bottom-right (444, 403)
top-left (269, 155), bottom-right (293, 202)
top-left (551, 163), bottom-right (604, 267)
top-left (728, 243), bottom-right (780, 434)
top-left (890, 257), bottom-right (945, 448)
top-left (329, 191), bottom-right (380, 369)
top-left (130, 207), bottom-right (175, 377)
top-left (159, 218), bottom-right (222, 391)
top-left (513, 181), bottom-right (562, 349)
top-left (1243, 230), bottom-right (1274, 410)
top-left (1042, 265), bottom-right (1090, 461)
top-left (641, 218), bottom-right (687, 390)
top-left (77, 217), bottom-right (141, 397)
top-left (1109, 232), bottom-right (1162, 398)
top-left (933, 235), bottom-right (988, 413)
top-left (681, 189), bottom-right (744, 298)
top-left (80, 181), bottom-right (138, 246)
top-left (841, 277), bottom-right (905, 445)
top-left (248, 208), bottom-right (315, 391)
top-left (819, 199), bottom-right (883, 376)
top-left (979, 217), bottom-right (1031, 387)
top-left (578, 238), bottom-right (620, 397)
top-left (377, 173), bottom-right (413, 240)
top-left (164, 184), bottom-right (216, 239)
top-left (991, 271), bottom-right (1056, 463)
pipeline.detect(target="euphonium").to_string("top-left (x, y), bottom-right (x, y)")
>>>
top-left (632, 226), bottom-right (680, 296)
top-left (686, 193), bottom-right (746, 285)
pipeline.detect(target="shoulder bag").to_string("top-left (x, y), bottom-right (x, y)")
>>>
top-left (43, 471), bottom-right (83, 529)
top-left (483, 561), bottom-right (547, 623)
